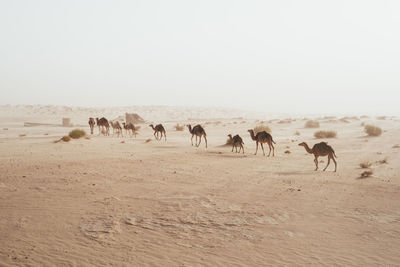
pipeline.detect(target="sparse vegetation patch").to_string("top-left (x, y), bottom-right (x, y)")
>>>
top-left (364, 125), bottom-right (382, 136)
top-left (254, 125), bottom-right (271, 134)
top-left (359, 162), bottom-right (372, 169)
top-left (174, 124), bottom-right (184, 131)
top-left (305, 120), bottom-right (320, 128)
top-left (314, 130), bottom-right (337, 139)
top-left (68, 129), bottom-right (86, 139)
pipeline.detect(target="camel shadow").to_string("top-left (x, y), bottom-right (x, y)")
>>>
top-left (274, 171), bottom-right (314, 176)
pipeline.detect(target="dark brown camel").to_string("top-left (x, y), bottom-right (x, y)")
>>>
top-left (123, 122), bottom-right (136, 137)
top-left (227, 134), bottom-right (244, 154)
top-left (88, 117), bottom-right (95, 135)
top-left (248, 129), bottom-right (275, 156)
top-left (96, 117), bottom-right (110, 136)
top-left (298, 142), bottom-right (337, 172)
top-left (149, 124), bottom-right (166, 141)
top-left (187, 124), bottom-right (207, 148)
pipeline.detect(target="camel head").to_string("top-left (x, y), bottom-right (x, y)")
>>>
top-left (298, 142), bottom-right (307, 147)
top-left (149, 124), bottom-right (153, 128)
top-left (186, 124), bottom-right (192, 132)
top-left (227, 134), bottom-right (232, 139)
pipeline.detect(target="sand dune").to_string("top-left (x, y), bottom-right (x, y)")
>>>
top-left (0, 105), bottom-right (399, 266)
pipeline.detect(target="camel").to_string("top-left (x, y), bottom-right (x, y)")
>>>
top-left (149, 124), bottom-right (166, 141)
top-left (227, 134), bottom-right (244, 154)
top-left (248, 129), bottom-right (276, 156)
top-left (110, 121), bottom-right (123, 137)
top-left (298, 142), bottom-right (337, 172)
top-left (123, 122), bottom-right (136, 138)
top-left (96, 117), bottom-right (110, 136)
top-left (88, 117), bottom-right (95, 135)
top-left (187, 124), bottom-right (207, 148)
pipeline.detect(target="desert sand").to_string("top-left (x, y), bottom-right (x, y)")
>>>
top-left (0, 105), bottom-right (399, 266)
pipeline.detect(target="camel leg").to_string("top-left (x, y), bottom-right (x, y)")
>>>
top-left (261, 143), bottom-right (265, 156)
top-left (197, 136), bottom-right (202, 147)
top-left (231, 145), bottom-right (234, 152)
top-left (235, 145), bottom-right (238, 153)
top-left (314, 156), bottom-right (319, 171)
top-left (323, 156), bottom-right (331, 171)
top-left (164, 131), bottom-right (167, 141)
top-left (267, 143), bottom-right (272, 157)
top-left (255, 141), bottom-right (258, 155)
top-left (191, 134), bottom-right (194, 146)
top-left (204, 135), bottom-right (207, 148)
top-left (242, 144), bottom-right (244, 154)
top-left (332, 155), bottom-right (337, 172)
top-left (271, 143), bottom-right (275, 157)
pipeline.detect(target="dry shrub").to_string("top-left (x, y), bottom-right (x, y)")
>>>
top-left (360, 115), bottom-right (369, 119)
top-left (359, 162), bottom-right (372, 169)
top-left (360, 170), bottom-right (373, 178)
top-left (294, 131), bottom-right (300, 136)
top-left (19, 134), bottom-right (26, 137)
top-left (145, 138), bottom-right (152, 143)
top-left (339, 118), bottom-right (350, 123)
top-left (323, 116), bottom-right (336, 119)
top-left (284, 150), bottom-right (291, 154)
top-left (240, 121), bottom-right (246, 124)
top-left (174, 124), bottom-right (184, 131)
top-left (314, 130), bottom-right (337, 138)
top-left (61, 136), bottom-right (71, 142)
top-left (254, 125), bottom-right (271, 134)
top-left (376, 158), bottom-right (388, 164)
top-left (377, 116), bottom-right (386, 120)
top-left (135, 126), bottom-right (141, 131)
top-left (68, 129), bottom-right (86, 139)
top-left (392, 144), bottom-right (400, 149)
top-left (278, 119), bottom-right (291, 124)
top-left (364, 125), bottom-right (382, 136)
top-left (305, 120), bottom-right (320, 128)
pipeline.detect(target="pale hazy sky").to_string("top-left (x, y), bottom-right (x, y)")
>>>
top-left (0, 0), bottom-right (399, 115)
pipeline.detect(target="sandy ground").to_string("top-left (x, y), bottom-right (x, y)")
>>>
top-left (0, 106), bottom-right (399, 266)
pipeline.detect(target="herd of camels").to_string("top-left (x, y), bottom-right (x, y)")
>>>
top-left (89, 117), bottom-right (338, 172)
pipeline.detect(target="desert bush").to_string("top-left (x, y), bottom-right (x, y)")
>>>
top-left (284, 150), bottom-right (291, 154)
top-left (145, 138), bottom-right (152, 143)
top-left (68, 129), bottom-right (86, 139)
top-left (294, 131), bottom-right (300, 136)
top-left (364, 125), bottom-right (382, 136)
top-left (135, 126), bottom-right (141, 131)
top-left (61, 136), bottom-right (71, 142)
top-left (393, 144), bottom-right (400, 149)
top-left (360, 170), bottom-right (373, 178)
top-left (254, 125), bottom-right (271, 134)
top-left (314, 130), bottom-right (337, 138)
top-left (376, 158), bottom-right (388, 164)
top-left (305, 120), bottom-right (320, 128)
top-left (174, 124), bottom-right (184, 131)
top-left (339, 118), bottom-right (350, 123)
top-left (377, 116), bottom-right (386, 120)
top-left (19, 134), bottom-right (26, 137)
top-left (359, 162), bottom-right (371, 169)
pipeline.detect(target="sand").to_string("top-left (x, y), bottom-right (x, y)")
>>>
top-left (0, 105), bottom-right (399, 266)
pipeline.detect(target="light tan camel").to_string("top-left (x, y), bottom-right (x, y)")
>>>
top-left (227, 134), bottom-right (244, 154)
top-left (298, 142), bottom-right (337, 172)
top-left (149, 124), bottom-right (166, 141)
top-left (187, 124), bottom-right (207, 148)
top-left (88, 117), bottom-right (95, 135)
top-left (248, 129), bottom-right (275, 156)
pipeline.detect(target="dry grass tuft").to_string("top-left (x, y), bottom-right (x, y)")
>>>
top-left (284, 150), bottom-right (291, 154)
top-left (19, 134), bottom-right (26, 137)
top-left (294, 131), bottom-right (300, 136)
top-left (376, 158), bottom-right (388, 164)
top-left (392, 144), bottom-right (400, 149)
top-left (377, 116), bottom-right (386, 120)
top-left (135, 126), bottom-right (141, 131)
top-left (145, 138), bottom-right (152, 143)
top-left (314, 130), bottom-right (337, 139)
top-left (360, 170), bottom-right (374, 178)
top-left (339, 118), bottom-right (350, 123)
top-left (61, 136), bottom-right (71, 142)
top-left (359, 162), bottom-right (372, 169)
top-left (254, 125), bottom-right (271, 134)
top-left (305, 120), bottom-right (320, 128)
top-left (68, 129), bottom-right (86, 139)
top-left (174, 124), bottom-right (185, 131)
top-left (364, 125), bottom-right (382, 136)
